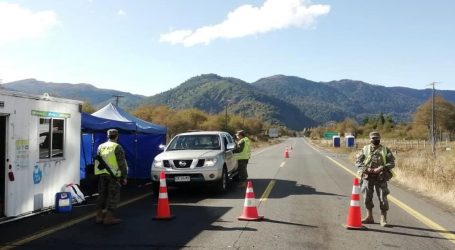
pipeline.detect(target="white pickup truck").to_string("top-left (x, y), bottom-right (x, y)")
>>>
top-left (151, 131), bottom-right (239, 193)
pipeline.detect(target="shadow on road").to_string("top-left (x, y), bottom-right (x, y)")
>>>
top-left (365, 226), bottom-right (451, 241)
top-left (166, 178), bottom-right (345, 204)
top-left (386, 224), bottom-right (455, 235)
top-left (262, 218), bottom-right (318, 228)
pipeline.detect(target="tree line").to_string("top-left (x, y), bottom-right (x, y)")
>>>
top-left (82, 102), bottom-right (293, 140)
top-left (309, 95), bottom-right (455, 140)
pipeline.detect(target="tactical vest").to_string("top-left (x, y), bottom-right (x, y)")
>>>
top-left (95, 141), bottom-right (121, 177)
top-left (362, 144), bottom-right (387, 167)
top-left (235, 137), bottom-right (251, 160)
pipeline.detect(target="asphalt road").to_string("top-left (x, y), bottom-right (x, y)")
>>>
top-left (1, 138), bottom-right (455, 249)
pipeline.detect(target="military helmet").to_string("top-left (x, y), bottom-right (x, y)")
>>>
top-left (369, 131), bottom-right (380, 139)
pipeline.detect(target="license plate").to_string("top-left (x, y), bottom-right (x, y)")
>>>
top-left (175, 176), bottom-right (190, 182)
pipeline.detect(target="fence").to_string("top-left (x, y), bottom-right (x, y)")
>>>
top-left (322, 138), bottom-right (454, 154)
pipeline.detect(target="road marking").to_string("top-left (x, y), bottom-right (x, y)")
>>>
top-left (253, 143), bottom-right (283, 156)
top-left (0, 192), bottom-right (153, 250)
top-left (280, 162), bottom-right (286, 168)
top-left (326, 156), bottom-right (455, 245)
top-left (259, 180), bottom-right (276, 204)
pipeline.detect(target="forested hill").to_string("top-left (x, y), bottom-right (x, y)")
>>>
top-left (3, 75), bottom-right (455, 130)
top-left (140, 74), bottom-right (317, 129)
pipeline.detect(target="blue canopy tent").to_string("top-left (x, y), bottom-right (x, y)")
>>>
top-left (80, 103), bottom-right (167, 180)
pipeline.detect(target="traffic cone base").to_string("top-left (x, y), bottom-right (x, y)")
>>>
top-left (153, 215), bottom-right (175, 220)
top-left (238, 215), bottom-right (264, 221)
top-left (238, 181), bottom-right (263, 221)
top-left (154, 171), bottom-right (175, 220)
top-left (344, 178), bottom-right (367, 230)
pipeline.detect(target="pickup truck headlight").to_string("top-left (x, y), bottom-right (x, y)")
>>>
top-left (204, 157), bottom-right (218, 167)
top-left (153, 159), bottom-right (164, 168)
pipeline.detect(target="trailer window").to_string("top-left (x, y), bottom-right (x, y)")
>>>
top-left (39, 118), bottom-right (65, 159)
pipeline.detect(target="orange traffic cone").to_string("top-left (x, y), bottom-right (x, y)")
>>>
top-left (238, 181), bottom-right (263, 221)
top-left (153, 171), bottom-right (175, 220)
top-left (345, 178), bottom-right (365, 229)
top-left (284, 148), bottom-right (289, 158)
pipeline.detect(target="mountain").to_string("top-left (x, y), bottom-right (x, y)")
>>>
top-left (1, 79), bottom-right (146, 109)
top-left (253, 76), bottom-right (455, 123)
top-left (3, 75), bottom-right (455, 130)
top-left (140, 74), bottom-right (317, 129)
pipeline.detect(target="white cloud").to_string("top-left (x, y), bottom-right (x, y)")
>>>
top-left (160, 0), bottom-right (330, 47)
top-left (118, 9), bottom-right (127, 16)
top-left (0, 3), bottom-right (59, 46)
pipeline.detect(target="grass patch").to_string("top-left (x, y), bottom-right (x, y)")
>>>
top-left (311, 138), bottom-right (455, 210)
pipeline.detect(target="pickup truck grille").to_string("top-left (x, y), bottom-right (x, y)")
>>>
top-left (173, 160), bottom-right (193, 168)
top-left (196, 159), bottom-right (205, 167)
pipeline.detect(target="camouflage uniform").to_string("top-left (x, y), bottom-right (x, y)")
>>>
top-left (94, 129), bottom-right (128, 224)
top-left (96, 144), bottom-right (128, 212)
top-left (356, 144), bottom-right (395, 211)
top-left (355, 131), bottom-right (395, 226)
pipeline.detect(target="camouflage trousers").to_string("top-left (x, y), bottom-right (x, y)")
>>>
top-left (363, 178), bottom-right (390, 211)
top-left (96, 174), bottom-right (121, 212)
top-left (237, 159), bottom-right (249, 181)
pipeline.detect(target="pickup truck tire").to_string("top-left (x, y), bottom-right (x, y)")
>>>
top-left (151, 181), bottom-right (159, 194)
top-left (216, 167), bottom-right (228, 193)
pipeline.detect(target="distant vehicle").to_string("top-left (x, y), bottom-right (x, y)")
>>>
top-left (268, 128), bottom-right (279, 138)
top-left (150, 131), bottom-right (238, 193)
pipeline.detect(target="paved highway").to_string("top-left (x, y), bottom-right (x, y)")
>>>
top-left (2, 138), bottom-right (455, 249)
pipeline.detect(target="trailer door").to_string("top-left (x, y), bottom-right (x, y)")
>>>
top-left (0, 115), bottom-right (7, 217)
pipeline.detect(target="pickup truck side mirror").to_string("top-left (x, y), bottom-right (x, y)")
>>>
top-left (226, 143), bottom-right (235, 150)
top-left (158, 144), bottom-right (166, 151)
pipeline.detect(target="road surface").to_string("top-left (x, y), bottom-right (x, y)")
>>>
top-left (1, 138), bottom-right (454, 249)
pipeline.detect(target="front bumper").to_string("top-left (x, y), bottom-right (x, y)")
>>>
top-left (151, 167), bottom-right (223, 184)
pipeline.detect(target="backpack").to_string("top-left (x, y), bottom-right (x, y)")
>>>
top-left (63, 183), bottom-right (86, 204)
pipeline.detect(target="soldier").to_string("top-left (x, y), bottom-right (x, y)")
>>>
top-left (94, 129), bottom-right (128, 225)
top-left (233, 130), bottom-right (251, 188)
top-left (356, 131), bottom-right (395, 227)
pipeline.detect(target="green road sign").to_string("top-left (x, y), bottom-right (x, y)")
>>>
top-left (323, 131), bottom-right (338, 140)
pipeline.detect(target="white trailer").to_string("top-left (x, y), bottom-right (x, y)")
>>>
top-left (0, 90), bottom-right (82, 217)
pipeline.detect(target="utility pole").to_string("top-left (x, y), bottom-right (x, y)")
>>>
top-left (429, 82), bottom-right (437, 155)
top-left (112, 95), bottom-right (124, 107)
top-left (224, 99), bottom-right (232, 131)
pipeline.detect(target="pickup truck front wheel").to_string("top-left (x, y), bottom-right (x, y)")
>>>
top-left (216, 167), bottom-right (228, 193)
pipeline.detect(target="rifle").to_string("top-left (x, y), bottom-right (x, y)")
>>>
top-left (95, 155), bottom-right (122, 186)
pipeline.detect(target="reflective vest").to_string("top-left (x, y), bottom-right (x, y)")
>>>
top-left (235, 137), bottom-right (251, 160)
top-left (95, 141), bottom-right (121, 177)
top-left (362, 144), bottom-right (387, 167)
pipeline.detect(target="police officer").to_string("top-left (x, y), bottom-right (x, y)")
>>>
top-left (233, 130), bottom-right (251, 188)
top-left (94, 129), bottom-right (128, 225)
top-left (356, 131), bottom-right (395, 227)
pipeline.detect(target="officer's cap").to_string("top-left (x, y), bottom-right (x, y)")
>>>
top-left (236, 130), bottom-right (245, 136)
top-left (107, 129), bottom-right (119, 136)
top-left (369, 131), bottom-right (380, 139)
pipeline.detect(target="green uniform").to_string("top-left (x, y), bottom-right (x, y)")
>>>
top-left (356, 144), bottom-right (395, 211)
top-left (95, 140), bottom-right (128, 212)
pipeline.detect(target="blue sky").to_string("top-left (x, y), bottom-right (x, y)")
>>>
top-left (0, 0), bottom-right (454, 96)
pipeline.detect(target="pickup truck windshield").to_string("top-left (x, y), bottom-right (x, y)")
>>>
top-left (167, 134), bottom-right (221, 151)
